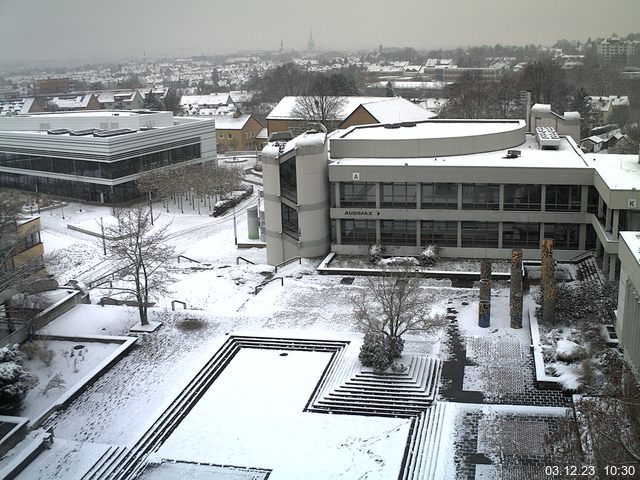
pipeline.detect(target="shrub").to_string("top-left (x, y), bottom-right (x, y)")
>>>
top-left (40, 372), bottom-right (65, 395)
top-left (359, 331), bottom-right (393, 371)
top-left (0, 345), bottom-right (37, 414)
top-left (368, 243), bottom-right (386, 264)
top-left (418, 244), bottom-right (441, 267)
top-left (20, 342), bottom-right (55, 366)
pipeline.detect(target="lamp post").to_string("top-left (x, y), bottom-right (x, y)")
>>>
top-left (148, 191), bottom-right (154, 226)
top-left (233, 204), bottom-right (238, 246)
top-left (100, 217), bottom-right (107, 256)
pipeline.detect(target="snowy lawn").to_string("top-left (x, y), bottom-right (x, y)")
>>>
top-left (20, 339), bottom-right (120, 420)
top-left (152, 348), bottom-right (411, 480)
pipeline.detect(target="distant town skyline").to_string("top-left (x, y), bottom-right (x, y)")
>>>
top-left (1, 0), bottom-right (639, 65)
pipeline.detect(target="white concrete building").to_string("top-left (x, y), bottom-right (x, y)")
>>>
top-left (0, 111), bottom-right (216, 204)
top-left (617, 231), bottom-right (640, 375)
top-left (262, 118), bottom-right (640, 283)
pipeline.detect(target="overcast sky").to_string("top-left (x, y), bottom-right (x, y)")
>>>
top-left (1, 0), bottom-right (639, 64)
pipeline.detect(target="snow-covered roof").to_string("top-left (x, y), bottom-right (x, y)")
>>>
top-left (330, 135), bottom-right (589, 170)
top-left (209, 114), bottom-right (251, 130)
top-left (358, 97), bottom-right (437, 123)
top-left (96, 90), bottom-right (140, 104)
top-left (256, 127), bottom-right (268, 140)
top-left (49, 94), bottom-right (93, 109)
top-left (266, 96), bottom-right (436, 123)
top-left (180, 94), bottom-right (233, 108)
top-left (0, 97), bottom-right (37, 116)
top-left (587, 153), bottom-right (640, 191)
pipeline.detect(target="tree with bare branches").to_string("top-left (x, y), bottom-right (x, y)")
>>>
top-left (352, 269), bottom-right (446, 370)
top-left (105, 206), bottom-right (175, 326)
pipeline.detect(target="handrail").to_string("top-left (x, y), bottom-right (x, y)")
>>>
top-left (177, 255), bottom-right (201, 264)
top-left (274, 256), bottom-right (301, 273)
top-left (254, 277), bottom-right (283, 294)
top-left (171, 300), bottom-right (187, 311)
top-left (569, 250), bottom-right (595, 263)
top-left (236, 256), bottom-right (256, 265)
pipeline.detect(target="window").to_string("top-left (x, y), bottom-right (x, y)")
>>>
top-left (279, 156), bottom-right (297, 202)
top-left (227, 133), bottom-right (233, 139)
top-left (421, 220), bottom-right (457, 246)
top-left (381, 220), bottom-right (417, 246)
top-left (381, 183), bottom-right (416, 208)
top-left (219, 133), bottom-right (224, 139)
top-left (587, 186), bottom-right (599, 214)
top-left (329, 182), bottom-right (336, 208)
top-left (21, 231), bottom-right (41, 250)
top-left (462, 184), bottom-right (499, 210)
top-left (503, 184), bottom-right (541, 211)
top-left (340, 182), bottom-right (376, 208)
top-left (340, 219), bottom-right (376, 244)
top-left (545, 185), bottom-right (581, 211)
top-left (461, 222), bottom-right (499, 247)
top-left (544, 223), bottom-right (580, 249)
top-left (502, 222), bottom-right (540, 248)
top-left (421, 183), bottom-right (458, 209)
top-left (281, 204), bottom-right (298, 239)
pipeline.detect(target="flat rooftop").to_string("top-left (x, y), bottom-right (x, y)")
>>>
top-left (587, 154), bottom-right (640, 191)
top-left (330, 135), bottom-right (590, 170)
top-left (339, 119), bottom-right (524, 140)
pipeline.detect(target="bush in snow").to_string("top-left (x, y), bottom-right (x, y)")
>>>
top-left (368, 243), bottom-right (386, 264)
top-left (359, 331), bottom-right (393, 372)
top-left (556, 339), bottom-right (587, 362)
top-left (380, 257), bottom-right (419, 267)
top-left (20, 341), bottom-right (54, 366)
top-left (0, 344), bottom-right (37, 414)
top-left (418, 244), bottom-right (441, 267)
top-left (549, 280), bottom-right (618, 326)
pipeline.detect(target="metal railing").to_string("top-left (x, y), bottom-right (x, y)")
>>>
top-left (236, 256), bottom-right (256, 265)
top-left (177, 255), bottom-right (201, 264)
top-left (274, 256), bottom-right (301, 273)
top-left (254, 277), bottom-right (283, 294)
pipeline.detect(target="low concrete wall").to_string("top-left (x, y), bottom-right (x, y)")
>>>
top-left (528, 303), bottom-right (563, 389)
top-left (0, 416), bottom-right (29, 458)
top-left (1, 289), bottom-right (90, 348)
top-left (28, 334), bottom-right (137, 430)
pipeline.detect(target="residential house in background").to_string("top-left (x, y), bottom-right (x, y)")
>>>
top-left (97, 90), bottom-right (145, 110)
top-left (9, 216), bottom-right (44, 269)
top-left (588, 95), bottom-right (630, 125)
top-left (47, 94), bottom-right (101, 112)
top-left (210, 113), bottom-right (264, 153)
top-left (266, 96), bottom-right (437, 136)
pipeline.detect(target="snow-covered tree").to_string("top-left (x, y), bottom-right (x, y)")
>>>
top-left (0, 344), bottom-right (36, 414)
top-left (105, 206), bottom-right (175, 326)
top-left (352, 268), bottom-right (446, 369)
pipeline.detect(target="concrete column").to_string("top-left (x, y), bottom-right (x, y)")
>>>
top-left (499, 184), bottom-right (504, 212)
top-left (603, 251), bottom-right (610, 272)
top-left (457, 183), bottom-right (463, 210)
top-left (579, 224), bottom-right (586, 250)
top-left (580, 185), bottom-right (589, 213)
top-left (605, 206), bottom-right (612, 232)
top-left (335, 182), bottom-right (341, 207)
top-left (612, 210), bottom-right (620, 238)
top-left (540, 185), bottom-right (546, 212)
top-left (597, 196), bottom-right (603, 219)
top-left (510, 249), bottom-right (523, 329)
top-left (609, 255), bottom-right (617, 282)
top-left (541, 239), bottom-right (556, 324)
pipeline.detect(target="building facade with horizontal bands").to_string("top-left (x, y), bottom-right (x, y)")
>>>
top-left (0, 111), bottom-right (216, 204)
top-left (262, 119), bottom-right (640, 282)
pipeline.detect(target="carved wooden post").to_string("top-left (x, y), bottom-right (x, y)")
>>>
top-left (510, 249), bottom-right (523, 328)
top-left (540, 239), bottom-right (556, 323)
top-left (478, 259), bottom-right (492, 327)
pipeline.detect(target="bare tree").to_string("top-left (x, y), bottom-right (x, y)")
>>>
top-left (545, 350), bottom-right (640, 477)
top-left (352, 269), bottom-right (446, 369)
top-left (105, 206), bottom-right (175, 326)
top-left (292, 73), bottom-right (346, 132)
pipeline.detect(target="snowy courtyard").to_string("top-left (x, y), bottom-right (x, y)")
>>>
top-left (0, 197), bottom-right (574, 479)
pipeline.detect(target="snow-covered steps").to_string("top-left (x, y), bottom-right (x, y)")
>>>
top-left (101, 335), bottom-right (349, 480)
top-left (308, 355), bottom-right (442, 417)
top-left (81, 445), bottom-right (128, 480)
top-left (576, 254), bottom-right (603, 285)
top-left (401, 402), bottom-right (449, 480)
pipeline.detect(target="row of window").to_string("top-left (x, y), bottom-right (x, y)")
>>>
top-left (338, 219), bottom-right (587, 249)
top-left (334, 182), bottom-right (597, 212)
top-left (0, 172), bottom-right (137, 203)
top-left (0, 144), bottom-right (201, 180)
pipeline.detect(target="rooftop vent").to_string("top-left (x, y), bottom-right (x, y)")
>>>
top-left (535, 126), bottom-right (561, 149)
top-left (47, 128), bottom-right (69, 135)
top-left (93, 128), bottom-right (137, 138)
top-left (69, 128), bottom-right (99, 136)
top-left (506, 149), bottom-right (521, 158)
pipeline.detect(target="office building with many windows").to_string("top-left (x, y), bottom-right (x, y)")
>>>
top-left (0, 111), bottom-right (216, 204)
top-left (262, 118), bottom-right (640, 282)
